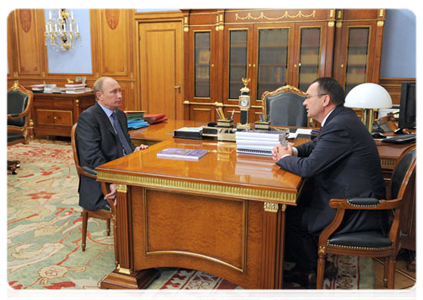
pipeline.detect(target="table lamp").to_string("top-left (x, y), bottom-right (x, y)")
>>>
top-left (345, 83), bottom-right (392, 133)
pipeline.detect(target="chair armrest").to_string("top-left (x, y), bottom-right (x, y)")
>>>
top-left (329, 198), bottom-right (402, 210)
top-left (8, 113), bottom-right (21, 118)
top-left (82, 166), bottom-right (97, 176)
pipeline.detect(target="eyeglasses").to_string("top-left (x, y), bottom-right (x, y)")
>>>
top-left (304, 93), bottom-right (327, 100)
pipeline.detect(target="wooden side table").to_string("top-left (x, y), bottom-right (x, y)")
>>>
top-left (31, 92), bottom-right (95, 138)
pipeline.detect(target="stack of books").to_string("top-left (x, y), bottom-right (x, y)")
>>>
top-left (65, 83), bottom-right (87, 94)
top-left (31, 84), bottom-right (45, 93)
top-left (235, 130), bottom-right (288, 156)
top-left (143, 114), bottom-right (167, 124)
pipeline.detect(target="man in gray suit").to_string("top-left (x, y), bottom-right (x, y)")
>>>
top-left (272, 77), bottom-right (388, 286)
top-left (76, 77), bottom-right (148, 211)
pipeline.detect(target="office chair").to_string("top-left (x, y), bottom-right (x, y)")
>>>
top-left (71, 123), bottom-right (117, 262)
top-left (316, 145), bottom-right (416, 289)
top-left (261, 85), bottom-right (310, 127)
top-left (7, 82), bottom-right (33, 174)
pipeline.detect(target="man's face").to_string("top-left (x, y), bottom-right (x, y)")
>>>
top-left (97, 78), bottom-right (122, 110)
top-left (303, 82), bottom-right (327, 121)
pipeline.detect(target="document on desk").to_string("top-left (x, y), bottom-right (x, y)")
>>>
top-left (157, 148), bottom-right (208, 161)
top-left (288, 128), bottom-right (313, 139)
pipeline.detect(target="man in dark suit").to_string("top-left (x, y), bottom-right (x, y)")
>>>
top-left (272, 77), bottom-right (388, 285)
top-left (76, 77), bottom-right (148, 211)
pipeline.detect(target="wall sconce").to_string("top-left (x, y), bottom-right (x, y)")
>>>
top-left (44, 9), bottom-right (81, 51)
top-left (345, 83), bottom-right (393, 133)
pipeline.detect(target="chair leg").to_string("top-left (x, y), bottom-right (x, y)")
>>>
top-left (81, 210), bottom-right (88, 251)
top-left (387, 257), bottom-right (396, 289)
top-left (383, 257), bottom-right (389, 288)
top-left (106, 218), bottom-right (111, 236)
top-left (316, 254), bottom-right (326, 289)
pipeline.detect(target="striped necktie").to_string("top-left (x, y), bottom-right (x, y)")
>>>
top-left (111, 112), bottom-right (132, 156)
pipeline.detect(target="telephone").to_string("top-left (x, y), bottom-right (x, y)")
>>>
top-left (372, 113), bottom-right (397, 133)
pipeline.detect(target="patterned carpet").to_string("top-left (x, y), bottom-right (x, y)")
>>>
top-left (7, 142), bottom-right (374, 290)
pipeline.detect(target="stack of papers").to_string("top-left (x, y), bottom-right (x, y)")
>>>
top-left (236, 130), bottom-right (288, 156)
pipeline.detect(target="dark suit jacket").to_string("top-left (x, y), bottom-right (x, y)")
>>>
top-left (76, 102), bottom-right (135, 210)
top-left (277, 105), bottom-right (388, 235)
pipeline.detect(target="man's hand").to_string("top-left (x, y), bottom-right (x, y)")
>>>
top-left (134, 144), bottom-right (148, 152)
top-left (104, 183), bottom-right (117, 204)
top-left (272, 143), bottom-right (293, 162)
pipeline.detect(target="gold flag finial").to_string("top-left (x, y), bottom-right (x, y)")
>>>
top-left (242, 77), bottom-right (250, 88)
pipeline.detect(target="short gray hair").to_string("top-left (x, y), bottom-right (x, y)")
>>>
top-left (93, 77), bottom-right (112, 101)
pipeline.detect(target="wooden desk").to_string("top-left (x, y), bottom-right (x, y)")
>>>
top-left (96, 120), bottom-right (416, 288)
top-left (96, 120), bottom-right (303, 289)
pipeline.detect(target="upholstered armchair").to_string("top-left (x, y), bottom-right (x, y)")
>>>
top-left (316, 146), bottom-right (416, 289)
top-left (7, 82), bottom-right (33, 174)
top-left (261, 85), bottom-right (311, 127)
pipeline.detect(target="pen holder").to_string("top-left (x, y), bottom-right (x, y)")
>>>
top-left (254, 121), bottom-right (270, 131)
top-left (217, 120), bottom-right (234, 128)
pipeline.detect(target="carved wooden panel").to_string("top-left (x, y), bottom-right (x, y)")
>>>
top-left (14, 9), bottom-right (43, 75)
top-left (99, 9), bottom-right (129, 76)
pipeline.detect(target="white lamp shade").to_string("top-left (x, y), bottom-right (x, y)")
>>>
top-left (345, 83), bottom-right (392, 109)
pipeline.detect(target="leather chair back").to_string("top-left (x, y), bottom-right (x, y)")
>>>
top-left (391, 148), bottom-right (416, 200)
top-left (8, 90), bottom-right (29, 127)
top-left (261, 85), bottom-right (307, 127)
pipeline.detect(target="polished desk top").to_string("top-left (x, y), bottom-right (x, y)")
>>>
top-left (96, 119), bottom-right (304, 205)
top-left (95, 119), bottom-right (415, 204)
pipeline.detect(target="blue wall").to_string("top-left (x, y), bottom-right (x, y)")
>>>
top-left (45, 9), bottom-right (92, 74)
top-left (380, 9), bottom-right (416, 78)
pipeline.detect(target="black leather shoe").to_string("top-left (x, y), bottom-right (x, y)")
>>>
top-left (99, 204), bottom-right (111, 212)
top-left (284, 261), bottom-right (337, 288)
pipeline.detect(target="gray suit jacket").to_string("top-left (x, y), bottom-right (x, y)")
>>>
top-left (76, 102), bottom-right (135, 210)
top-left (277, 106), bottom-right (388, 235)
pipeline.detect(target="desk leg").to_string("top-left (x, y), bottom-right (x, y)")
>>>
top-left (261, 202), bottom-right (285, 289)
top-left (100, 184), bottom-right (160, 289)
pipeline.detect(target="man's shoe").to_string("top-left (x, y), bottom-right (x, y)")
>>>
top-left (323, 261), bottom-right (337, 279)
top-left (284, 261), bottom-right (337, 288)
top-left (99, 204), bottom-right (111, 212)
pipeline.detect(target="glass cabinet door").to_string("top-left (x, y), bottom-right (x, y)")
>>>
top-left (256, 28), bottom-right (289, 100)
top-left (345, 27), bottom-right (370, 94)
top-left (194, 32), bottom-right (211, 98)
top-left (298, 27), bottom-right (321, 92)
top-left (228, 30), bottom-right (248, 99)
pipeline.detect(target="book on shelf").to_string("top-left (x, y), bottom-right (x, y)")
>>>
top-left (157, 148), bottom-right (208, 161)
top-left (174, 126), bottom-right (203, 140)
top-left (143, 114), bottom-right (167, 124)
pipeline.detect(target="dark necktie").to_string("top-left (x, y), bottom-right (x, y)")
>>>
top-left (111, 112), bottom-right (132, 156)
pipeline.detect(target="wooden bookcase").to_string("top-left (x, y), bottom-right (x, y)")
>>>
top-left (182, 9), bottom-right (385, 123)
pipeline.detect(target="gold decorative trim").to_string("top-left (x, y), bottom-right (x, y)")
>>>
top-left (264, 202), bottom-right (278, 213)
top-left (12, 81), bottom-right (19, 91)
top-left (147, 250), bottom-right (244, 273)
top-left (116, 184), bottom-right (127, 193)
top-left (318, 245), bottom-right (326, 254)
top-left (97, 172), bottom-right (298, 204)
top-left (236, 10), bottom-right (316, 21)
top-left (328, 21), bottom-right (335, 27)
top-left (117, 265), bottom-right (131, 275)
top-left (336, 21), bottom-right (342, 28)
top-left (377, 20), bottom-right (384, 27)
top-left (380, 158), bottom-right (395, 169)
